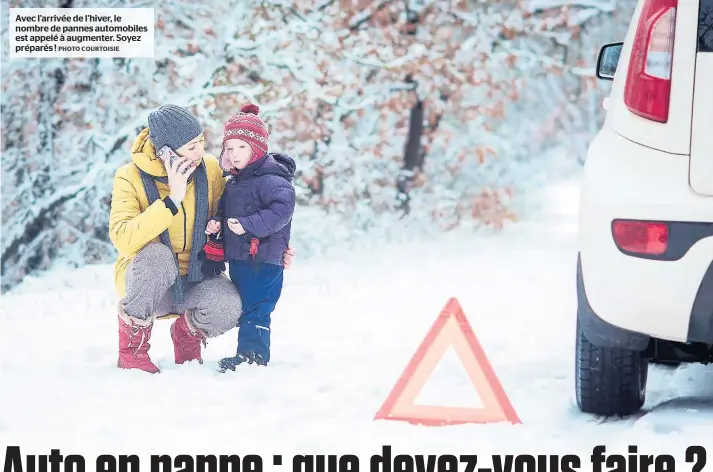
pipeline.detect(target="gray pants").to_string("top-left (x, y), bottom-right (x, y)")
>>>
top-left (119, 243), bottom-right (242, 338)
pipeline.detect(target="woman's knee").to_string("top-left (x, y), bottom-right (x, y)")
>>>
top-left (132, 243), bottom-right (178, 280)
top-left (123, 243), bottom-right (178, 307)
top-left (188, 276), bottom-right (243, 338)
top-left (136, 242), bottom-right (175, 266)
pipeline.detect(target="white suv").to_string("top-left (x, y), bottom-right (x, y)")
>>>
top-left (576, 0), bottom-right (713, 416)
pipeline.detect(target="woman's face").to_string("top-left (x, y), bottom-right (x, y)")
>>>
top-left (176, 134), bottom-right (206, 166)
top-left (224, 138), bottom-right (253, 169)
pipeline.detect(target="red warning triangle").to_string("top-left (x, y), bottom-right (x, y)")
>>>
top-left (374, 297), bottom-right (520, 426)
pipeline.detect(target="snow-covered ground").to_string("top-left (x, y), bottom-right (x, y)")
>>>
top-left (2, 177), bottom-right (712, 468)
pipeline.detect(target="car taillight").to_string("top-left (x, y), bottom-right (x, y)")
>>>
top-left (623, 0), bottom-right (677, 123)
top-left (612, 220), bottom-right (668, 255)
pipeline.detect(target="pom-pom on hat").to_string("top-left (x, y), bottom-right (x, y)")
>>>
top-left (220, 103), bottom-right (270, 171)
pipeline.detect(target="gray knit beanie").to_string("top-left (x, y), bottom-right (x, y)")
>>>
top-left (148, 104), bottom-right (203, 151)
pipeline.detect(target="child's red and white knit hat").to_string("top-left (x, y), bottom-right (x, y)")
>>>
top-left (220, 103), bottom-right (270, 171)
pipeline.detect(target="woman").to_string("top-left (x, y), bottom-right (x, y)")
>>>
top-left (108, 104), bottom-right (295, 374)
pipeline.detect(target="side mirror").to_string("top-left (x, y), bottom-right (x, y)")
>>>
top-left (596, 42), bottom-right (624, 80)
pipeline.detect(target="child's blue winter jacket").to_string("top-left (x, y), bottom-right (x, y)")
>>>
top-left (213, 152), bottom-right (296, 265)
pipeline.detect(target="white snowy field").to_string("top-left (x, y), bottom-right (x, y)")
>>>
top-left (2, 178), bottom-right (712, 468)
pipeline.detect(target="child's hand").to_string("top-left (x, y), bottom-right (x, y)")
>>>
top-left (205, 220), bottom-right (221, 235)
top-left (227, 218), bottom-right (246, 235)
top-left (283, 245), bottom-right (296, 269)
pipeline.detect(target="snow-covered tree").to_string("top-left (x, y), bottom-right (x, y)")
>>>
top-left (1, 0), bottom-right (634, 291)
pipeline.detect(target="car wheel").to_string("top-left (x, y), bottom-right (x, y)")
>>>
top-left (575, 315), bottom-right (648, 416)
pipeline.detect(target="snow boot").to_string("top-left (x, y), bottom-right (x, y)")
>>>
top-left (218, 350), bottom-right (267, 372)
top-left (171, 311), bottom-right (206, 365)
top-left (117, 311), bottom-right (160, 374)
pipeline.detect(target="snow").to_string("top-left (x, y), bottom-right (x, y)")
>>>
top-left (412, 346), bottom-right (486, 409)
top-left (2, 0), bottom-right (625, 292)
top-left (2, 177), bottom-right (713, 466)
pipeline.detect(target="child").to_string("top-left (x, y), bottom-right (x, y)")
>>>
top-left (203, 103), bottom-right (296, 370)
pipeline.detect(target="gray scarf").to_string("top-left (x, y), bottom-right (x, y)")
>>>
top-left (139, 160), bottom-right (209, 306)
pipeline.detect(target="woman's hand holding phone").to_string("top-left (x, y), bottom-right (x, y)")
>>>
top-left (158, 146), bottom-right (193, 205)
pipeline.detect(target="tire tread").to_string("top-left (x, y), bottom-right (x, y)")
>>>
top-left (575, 318), bottom-right (647, 416)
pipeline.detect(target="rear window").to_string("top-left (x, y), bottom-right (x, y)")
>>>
top-left (700, 0), bottom-right (713, 51)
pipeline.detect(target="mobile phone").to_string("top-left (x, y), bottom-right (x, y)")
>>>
top-left (157, 145), bottom-right (178, 168)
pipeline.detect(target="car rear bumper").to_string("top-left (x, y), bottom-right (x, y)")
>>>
top-left (578, 129), bottom-right (713, 346)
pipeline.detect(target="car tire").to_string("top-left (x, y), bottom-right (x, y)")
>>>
top-left (575, 316), bottom-right (648, 416)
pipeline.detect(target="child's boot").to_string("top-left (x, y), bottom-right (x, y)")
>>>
top-left (218, 319), bottom-right (270, 372)
top-left (171, 310), bottom-right (206, 364)
top-left (218, 352), bottom-right (251, 372)
top-left (117, 309), bottom-right (160, 374)
top-left (218, 349), bottom-right (268, 371)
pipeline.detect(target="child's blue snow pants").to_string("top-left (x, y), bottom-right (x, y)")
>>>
top-left (229, 260), bottom-right (284, 363)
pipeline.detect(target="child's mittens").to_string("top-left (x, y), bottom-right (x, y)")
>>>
top-left (199, 232), bottom-right (226, 277)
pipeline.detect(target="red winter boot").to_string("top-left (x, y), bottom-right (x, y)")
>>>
top-left (117, 311), bottom-right (160, 374)
top-left (171, 311), bottom-right (206, 364)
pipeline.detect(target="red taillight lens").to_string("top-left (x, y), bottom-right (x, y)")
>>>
top-left (612, 220), bottom-right (669, 255)
top-left (623, 0), bottom-right (677, 123)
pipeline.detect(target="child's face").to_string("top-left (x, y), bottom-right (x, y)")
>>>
top-left (224, 138), bottom-right (253, 169)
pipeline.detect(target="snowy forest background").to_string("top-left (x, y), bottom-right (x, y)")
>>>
top-left (1, 0), bottom-right (633, 293)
